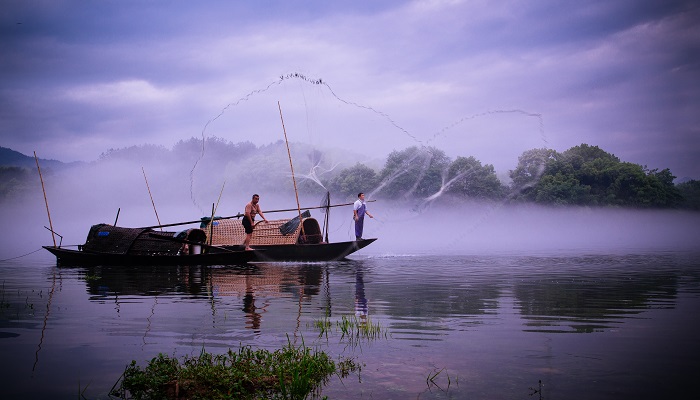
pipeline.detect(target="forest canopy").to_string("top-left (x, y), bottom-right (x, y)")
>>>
top-left (1, 141), bottom-right (698, 210)
top-left (324, 144), bottom-right (693, 209)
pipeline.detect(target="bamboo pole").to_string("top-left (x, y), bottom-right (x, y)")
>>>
top-left (142, 167), bottom-right (162, 230)
top-left (277, 101), bottom-right (305, 237)
top-left (136, 200), bottom-right (375, 230)
top-left (209, 203), bottom-right (215, 247)
top-left (324, 191), bottom-right (330, 243)
top-left (34, 151), bottom-right (56, 247)
top-left (209, 181), bottom-right (226, 247)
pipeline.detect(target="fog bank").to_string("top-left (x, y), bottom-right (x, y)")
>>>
top-left (2, 170), bottom-right (698, 261)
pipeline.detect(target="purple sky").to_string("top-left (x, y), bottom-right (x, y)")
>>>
top-left (2, 0), bottom-right (698, 179)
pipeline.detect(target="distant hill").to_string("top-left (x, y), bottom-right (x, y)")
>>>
top-left (0, 146), bottom-right (79, 170)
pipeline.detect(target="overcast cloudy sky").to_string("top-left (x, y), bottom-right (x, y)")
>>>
top-left (2, 0), bottom-right (698, 179)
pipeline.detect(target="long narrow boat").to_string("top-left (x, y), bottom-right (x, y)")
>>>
top-left (44, 213), bottom-right (376, 265)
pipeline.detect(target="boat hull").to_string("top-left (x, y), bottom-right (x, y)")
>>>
top-left (43, 238), bottom-right (376, 266)
top-left (43, 246), bottom-right (255, 266)
top-left (225, 238), bottom-right (377, 262)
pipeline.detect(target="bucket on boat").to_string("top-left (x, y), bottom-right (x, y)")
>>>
top-left (190, 244), bottom-right (202, 255)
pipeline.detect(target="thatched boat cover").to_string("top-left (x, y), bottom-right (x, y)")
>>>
top-left (207, 216), bottom-right (323, 246)
top-left (82, 224), bottom-right (204, 256)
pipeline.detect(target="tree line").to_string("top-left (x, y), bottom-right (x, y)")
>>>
top-left (2, 140), bottom-right (699, 210)
top-left (323, 143), bottom-right (699, 210)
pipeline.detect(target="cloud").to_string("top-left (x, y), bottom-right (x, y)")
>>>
top-left (64, 80), bottom-right (177, 105)
top-left (0, 0), bottom-right (698, 179)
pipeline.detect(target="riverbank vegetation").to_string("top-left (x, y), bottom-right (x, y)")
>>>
top-left (111, 341), bottom-right (360, 400)
top-left (326, 143), bottom-right (696, 209)
top-left (2, 141), bottom-right (698, 209)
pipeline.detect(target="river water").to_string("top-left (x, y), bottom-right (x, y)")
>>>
top-left (1, 249), bottom-right (699, 399)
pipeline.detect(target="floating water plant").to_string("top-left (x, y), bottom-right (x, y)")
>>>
top-left (111, 340), bottom-right (359, 400)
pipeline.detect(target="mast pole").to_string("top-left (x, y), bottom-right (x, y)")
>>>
top-left (277, 101), bottom-right (305, 237)
top-left (137, 200), bottom-right (375, 230)
top-left (34, 151), bottom-right (56, 247)
top-left (324, 191), bottom-right (330, 243)
top-left (142, 167), bottom-right (162, 230)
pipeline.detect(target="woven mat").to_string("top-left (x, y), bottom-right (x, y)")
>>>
top-left (208, 218), bottom-right (301, 246)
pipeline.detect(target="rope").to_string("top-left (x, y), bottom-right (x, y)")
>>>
top-left (0, 248), bottom-right (45, 262)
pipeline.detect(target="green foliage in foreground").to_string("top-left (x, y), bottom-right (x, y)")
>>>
top-left (112, 341), bottom-right (359, 400)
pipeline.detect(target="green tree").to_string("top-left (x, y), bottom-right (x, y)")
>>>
top-left (607, 166), bottom-right (682, 207)
top-left (534, 172), bottom-right (590, 205)
top-left (326, 163), bottom-right (378, 198)
top-left (677, 180), bottom-right (700, 210)
top-left (376, 146), bottom-right (450, 199)
top-left (509, 148), bottom-right (559, 199)
top-left (511, 144), bottom-right (682, 208)
top-left (445, 156), bottom-right (505, 199)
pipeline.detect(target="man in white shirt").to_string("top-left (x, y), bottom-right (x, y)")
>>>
top-left (353, 192), bottom-right (373, 240)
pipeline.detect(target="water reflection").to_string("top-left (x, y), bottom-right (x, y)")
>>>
top-left (512, 256), bottom-right (682, 333)
top-left (71, 255), bottom-right (693, 336)
top-left (77, 263), bottom-right (328, 334)
top-left (241, 274), bottom-right (265, 332)
top-left (355, 266), bottom-right (368, 321)
top-left (2, 253), bottom-right (699, 400)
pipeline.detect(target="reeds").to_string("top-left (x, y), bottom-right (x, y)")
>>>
top-left (311, 315), bottom-right (388, 348)
top-left (111, 339), bottom-right (359, 400)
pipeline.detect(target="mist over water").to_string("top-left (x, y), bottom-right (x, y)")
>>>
top-left (2, 79), bottom-right (697, 261)
top-left (1, 155), bottom-right (698, 261)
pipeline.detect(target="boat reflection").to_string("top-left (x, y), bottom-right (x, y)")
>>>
top-left (78, 263), bottom-right (329, 333)
top-left (72, 255), bottom-right (684, 336)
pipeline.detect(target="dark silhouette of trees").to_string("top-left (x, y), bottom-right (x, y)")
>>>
top-left (676, 180), bottom-right (700, 210)
top-left (509, 144), bottom-right (683, 208)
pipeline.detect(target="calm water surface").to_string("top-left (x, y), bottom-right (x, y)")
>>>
top-left (1, 251), bottom-right (699, 399)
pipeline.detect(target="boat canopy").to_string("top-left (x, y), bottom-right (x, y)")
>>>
top-left (82, 224), bottom-right (205, 256)
top-left (207, 216), bottom-right (323, 246)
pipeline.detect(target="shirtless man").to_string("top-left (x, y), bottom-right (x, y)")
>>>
top-left (243, 194), bottom-right (268, 250)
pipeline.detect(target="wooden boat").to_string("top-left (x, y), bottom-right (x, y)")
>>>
top-left (44, 212), bottom-right (377, 265)
top-left (44, 224), bottom-right (255, 266)
top-left (39, 105), bottom-right (376, 266)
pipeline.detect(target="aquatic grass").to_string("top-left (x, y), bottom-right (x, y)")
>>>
top-left (83, 273), bottom-right (101, 281)
top-left (311, 315), bottom-right (386, 340)
top-left (111, 339), bottom-right (360, 400)
top-left (312, 317), bottom-right (332, 339)
top-left (338, 315), bottom-right (385, 340)
top-left (426, 367), bottom-right (457, 393)
top-left (337, 315), bottom-right (387, 350)
top-left (309, 315), bottom-right (388, 351)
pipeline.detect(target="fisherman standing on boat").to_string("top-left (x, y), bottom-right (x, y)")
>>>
top-left (243, 194), bottom-right (268, 250)
top-left (353, 192), bottom-right (373, 240)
